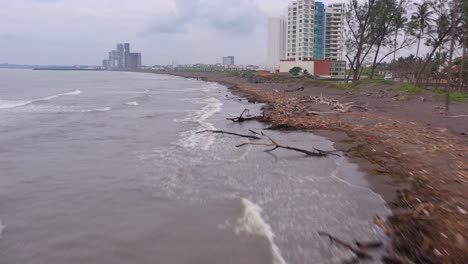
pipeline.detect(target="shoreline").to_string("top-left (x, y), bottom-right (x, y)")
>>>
top-left (153, 70), bottom-right (468, 263)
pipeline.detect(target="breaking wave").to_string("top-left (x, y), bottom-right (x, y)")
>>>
top-left (0, 90), bottom-right (82, 110)
top-left (81, 107), bottom-right (111, 113)
top-left (235, 198), bottom-right (287, 264)
top-left (125, 101), bottom-right (139, 106)
top-left (177, 97), bottom-right (223, 150)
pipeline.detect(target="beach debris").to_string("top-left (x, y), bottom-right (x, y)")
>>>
top-left (318, 231), bottom-right (373, 260)
top-left (236, 135), bottom-right (340, 157)
top-left (374, 215), bottom-right (392, 237)
top-left (301, 95), bottom-right (368, 115)
top-left (285, 86), bottom-right (305, 93)
top-left (227, 109), bottom-right (263, 123)
top-left (197, 130), bottom-right (262, 140)
top-left (355, 240), bottom-right (383, 249)
top-left (382, 254), bottom-right (416, 264)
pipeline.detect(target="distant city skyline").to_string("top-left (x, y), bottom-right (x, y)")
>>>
top-left (1, 0), bottom-right (428, 66)
top-left (0, 0), bottom-right (345, 66)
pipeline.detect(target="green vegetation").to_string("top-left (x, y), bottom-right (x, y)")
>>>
top-left (394, 83), bottom-right (425, 93)
top-left (337, 79), bottom-right (395, 89)
top-left (289, 67), bottom-right (302, 77)
top-left (435, 90), bottom-right (468, 102)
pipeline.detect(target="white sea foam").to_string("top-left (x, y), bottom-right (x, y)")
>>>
top-left (125, 101), bottom-right (139, 106)
top-left (61, 89), bottom-right (82, 96)
top-left (0, 90), bottom-right (82, 110)
top-left (235, 198), bottom-right (287, 264)
top-left (0, 99), bottom-right (33, 109)
top-left (0, 219), bottom-right (5, 238)
top-left (177, 97), bottom-right (223, 150)
top-left (81, 107), bottom-right (111, 113)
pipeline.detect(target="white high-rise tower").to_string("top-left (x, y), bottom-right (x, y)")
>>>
top-left (267, 17), bottom-right (287, 69)
top-left (325, 3), bottom-right (345, 61)
top-left (286, 0), bottom-right (316, 61)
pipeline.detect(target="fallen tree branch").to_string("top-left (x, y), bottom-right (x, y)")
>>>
top-left (197, 130), bottom-right (262, 140)
top-left (318, 231), bottom-right (372, 259)
top-left (236, 136), bottom-right (340, 157)
top-left (227, 109), bottom-right (262, 122)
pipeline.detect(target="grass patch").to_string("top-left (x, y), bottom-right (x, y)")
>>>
top-left (394, 83), bottom-right (425, 93)
top-left (435, 90), bottom-right (468, 102)
top-left (337, 78), bottom-right (395, 89)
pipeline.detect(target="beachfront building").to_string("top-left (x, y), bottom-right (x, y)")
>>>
top-left (313, 2), bottom-right (325, 59)
top-left (286, 0), bottom-right (344, 61)
top-left (287, 0), bottom-right (316, 61)
top-left (267, 17), bottom-right (287, 69)
top-left (281, 1), bottom-right (346, 78)
top-left (325, 3), bottom-right (345, 61)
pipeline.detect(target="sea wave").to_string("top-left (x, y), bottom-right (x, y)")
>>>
top-left (235, 198), bottom-right (287, 264)
top-left (125, 101), bottom-right (139, 106)
top-left (0, 100), bottom-right (32, 109)
top-left (177, 97), bottom-right (223, 150)
top-left (0, 90), bottom-right (82, 110)
top-left (81, 107), bottom-right (111, 113)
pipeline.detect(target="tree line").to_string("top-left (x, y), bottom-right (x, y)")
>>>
top-left (345, 0), bottom-right (468, 91)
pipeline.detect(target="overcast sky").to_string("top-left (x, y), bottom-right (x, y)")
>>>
top-left (2, 0), bottom-right (341, 66)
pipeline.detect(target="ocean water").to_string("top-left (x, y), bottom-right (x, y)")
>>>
top-left (0, 69), bottom-right (389, 264)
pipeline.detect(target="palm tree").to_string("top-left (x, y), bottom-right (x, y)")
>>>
top-left (412, 1), bottom-right (434, 58)
top-left (393, 7), bottom-right (408, 62)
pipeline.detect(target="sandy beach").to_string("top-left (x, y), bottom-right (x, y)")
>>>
top-left (160, 70), bottom-right (468, 263)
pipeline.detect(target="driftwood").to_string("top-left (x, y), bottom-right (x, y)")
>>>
top-left (318, 231), bottom-right (372, 259)
top-left (285, 86), bottom-right (305, 93)
top-left (227, 109), bottom-right (262, 123)
top-left (236, 135), bottom-right (340, 157)
top-left (302, 94), bottom-right (368, 114)
top-left (355, 240), bottom-right (383, 249)
top-left (196, 130), bottom-right (261, 140)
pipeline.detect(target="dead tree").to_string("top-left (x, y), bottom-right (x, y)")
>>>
top-left (318, 231), bottom-right (372, 260)
top-left (236, 136), bottom-right (340, 157)
top-left (227, 109), bottom-right (262, 123)
top-left (196, 130), bottom-right (262, 140)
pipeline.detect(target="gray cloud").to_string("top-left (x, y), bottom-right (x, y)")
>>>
top-left (149, 0), bottom-right (264, 35)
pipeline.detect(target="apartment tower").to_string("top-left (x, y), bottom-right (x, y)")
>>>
top-left (267, 17), bottom-right (287, 68)
top-left (286, 0), bottom-right (344, 61)
top-left (324, 3), bottom-right (345, 61)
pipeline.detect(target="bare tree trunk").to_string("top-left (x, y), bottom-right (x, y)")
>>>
top-left (370, 41), bottom-right (383, 79)
top-left (445, 6), bottom-right (458, 112)
top-left (459, 38), bottom-right (466, 91)
top-left (416, 29), bottom-right (422, 58)
top-left (393, 30), bottom-right (398, 62)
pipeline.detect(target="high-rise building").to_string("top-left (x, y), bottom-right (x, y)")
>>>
top-left (116, 43), bottom-right (125, 69)
top-left (222, 56), bottom-right (235, 66)
top-left (287, 0), bottom-right (316, 61)
top-left (267, 17), bottom-right (287, 68)
top-left (286, 1), bottom-right (344, 61)
top-left (324, 3), bottom-right (345, 61)
top-left (128, 53), bottom-right (142, 70)
top-left (102, 43), bottom-right (142, 70)
top-left (102, 59), bottom-right (109, 69)
top-left (124, 43), bottom-right (130, 68)
top-left (314, 2), bottom-right (325, 59)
